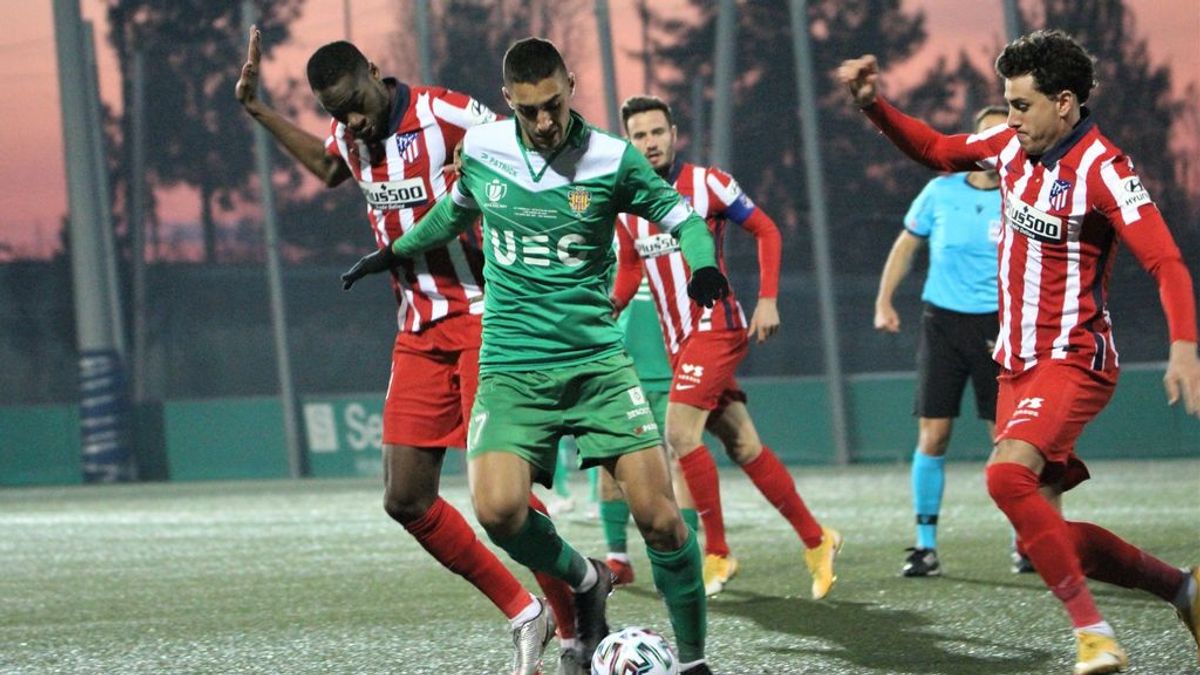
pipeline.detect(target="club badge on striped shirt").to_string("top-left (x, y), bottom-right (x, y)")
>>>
top-left (395, 132), bottom-right (420, 163)
top-left (1048, 178), bottom-right (1072, 211)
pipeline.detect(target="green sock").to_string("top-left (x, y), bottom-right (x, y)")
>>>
top-left (587, 466), bottom-right (600, 503)
top-left (553, 439), bottom-right (573, 498)
top-left (492, 508), bottom-right (589, 587)
top-left (681, 508), bottom-right (700, 534)
top-left (647, 527), bottom-right (706, 663)
top-left (599, 499), bottom-right (631, 553)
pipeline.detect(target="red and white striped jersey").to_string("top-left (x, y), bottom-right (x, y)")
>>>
top-left (325, 81), bottom-right (496, 333)
top-left (614, 161), bottom-right (781, 354)
top-left (865, 97), bottom-right (1197, 373)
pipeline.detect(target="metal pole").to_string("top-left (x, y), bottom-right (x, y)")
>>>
top-left (594, 0), bottom-right (621, 133)
top-left (82, 21), bottom-right (126, 357)
top-left (416, 0), bottom-right (432, 83)
top-left (690, 74), bottom-right (706, 165)
top-left (130, 50), bottom-right (148, 403)
top-left (709, 0), bottom-right (736, 169)
top-left (638, 0), bottom-right (653, 94)
top-left (343, 0), bottom-right (352, 42)
top-left (789, 0), bottom-right (850, 464)
top-left (1002, 0), bottom-right (1022, 42)
top-left (242, 0), bottom-right (305, 478)
top-left (53, 0), bottom-right (134, 482)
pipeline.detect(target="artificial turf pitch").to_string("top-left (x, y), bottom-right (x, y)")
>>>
top-left (2, 459), bottom-right (1196, 674)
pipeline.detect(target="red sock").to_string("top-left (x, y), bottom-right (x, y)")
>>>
top-left (741, 447), bottom-right (824, 548)
top-left (986, 463), bottom-right (1102, 628)
top-left (678, 446), bottom-right (729, 557)
top-left (402, 497), bottom-right (531, 620)
top-left (527, 492), bottom-right (577, 639)
top-left (1068, 520), bottom-right (1186, 602)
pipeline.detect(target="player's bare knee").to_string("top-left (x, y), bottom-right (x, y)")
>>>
top-left (724, 438), bottom-right (762, 465)
top-left (473, 498), bottom-right (527, 539)
top-left (382, 488), bottom-right (434, 524)
top-left (382, 470), bottom-right (438, 523)
top-left (666, 429), bottom-right (703, 457)
top-left (635, 509), bottom-right (687, 551)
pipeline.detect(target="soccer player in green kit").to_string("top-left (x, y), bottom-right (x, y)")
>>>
top-left (342, 38), bottom-right (728, 674)
top-left (600, 272), bottom-right (692, 587)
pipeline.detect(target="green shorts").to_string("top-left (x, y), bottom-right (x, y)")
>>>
top-left (645, 387), bottom-right (668, 435)
top-left (468, 353), bottom-right (663, 487)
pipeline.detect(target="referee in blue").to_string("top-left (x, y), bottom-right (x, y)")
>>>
top-left (873, 105), bottom-right (1029, 577)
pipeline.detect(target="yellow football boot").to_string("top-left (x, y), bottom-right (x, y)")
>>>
top-left (1072, 631), bottom-right (1128, 675)
top-left (702, 553), bottom-right (739, 596)
top-left (804, 526), bottom-right (843, 599)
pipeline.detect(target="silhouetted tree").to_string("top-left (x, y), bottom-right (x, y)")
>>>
top-left (107, 0), bottom-right (304, 264)
top-left (646, 0), bottom-right (1196, 276)
top-left (647, 0), bottom-right (930, 273)
top-left (389, 0), bottom-right (590, 113)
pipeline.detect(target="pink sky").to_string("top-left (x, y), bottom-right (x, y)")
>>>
top-left (1, 0), bottom-right (1197, 258)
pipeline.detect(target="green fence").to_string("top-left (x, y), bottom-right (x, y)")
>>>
top-left (3, 369), bottom-right (1195, 485)
top-left (0, 404), bottom-right (81, 486)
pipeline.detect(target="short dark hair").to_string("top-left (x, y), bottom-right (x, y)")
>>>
top-left (621, 96), bottom-right (674, 129)
top-left (995, 29), bottom-right (1096, 103)
top-left (307, 41), bottom-right (369, 90)
top-left (973, 104), bottom-right (1008, 129)
top-left (503, 37), bottom-right (567, 85)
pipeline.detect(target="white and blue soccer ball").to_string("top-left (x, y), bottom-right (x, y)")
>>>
top-left (590, 626), bottom-right (678, 675)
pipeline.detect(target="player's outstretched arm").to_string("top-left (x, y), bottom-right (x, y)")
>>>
top-left (1164, 341), bottom-right (1200, 417)
top-left (341, 196), bottom-right (477, 289)
top-left (838, 54), bottom-right (992, 173)
top-left (836, 54), bottom-right (880, 108)
top-left (236, 26), bottom-right (349, 187)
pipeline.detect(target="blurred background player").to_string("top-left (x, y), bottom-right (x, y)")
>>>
top-left (840, 29), bottom-right (1200, 675)
top-left (600, 253), bottom-right (700, 587)
top-left (611, 95), bottom-right (842, 600)
top-left (874, 105), bottom-right (1016, 577)
top-left (234, 30), bottom-right (578, 675)
top-left (341, 38), bottom-right (729, 674)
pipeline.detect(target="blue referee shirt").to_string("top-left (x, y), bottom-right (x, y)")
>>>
top-left (904, 173), bottom-right (1001, 314)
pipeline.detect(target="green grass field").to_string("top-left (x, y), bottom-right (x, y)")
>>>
top-left (2, 460), bottom-right (1197, 674)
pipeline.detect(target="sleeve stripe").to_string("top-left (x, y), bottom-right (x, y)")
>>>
top-left (658, 201), bottom-right (692, 232)
top-left (965, 124), bottom-right (1011, 170)
top-left (966, 122), bottom-right (1009, 144)
top-left (705, 172), bottom-right (738, 206)
top-left (1098, 158), bottom-right (1141, 224)
top-left (451, 181), bottom-right (477, 210)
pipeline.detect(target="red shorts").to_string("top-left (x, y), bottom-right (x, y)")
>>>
top-left (994, 361), bottom-right (1117, 491)
top-left (668, 329), bottom-right (748, 412)
top-left (383, 313), bottom-right (481, 449)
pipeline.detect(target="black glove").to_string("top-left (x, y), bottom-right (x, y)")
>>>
top-left (341, 245), bottom-right (397, 290)
top-left (687, 266), bottom-right (729, 308)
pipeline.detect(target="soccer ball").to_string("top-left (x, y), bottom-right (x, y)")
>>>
top-left (590, 626), bottom-right (678, 674)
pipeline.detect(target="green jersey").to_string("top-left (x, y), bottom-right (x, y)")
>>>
top-left (390, 111), bottom-right (716, 372)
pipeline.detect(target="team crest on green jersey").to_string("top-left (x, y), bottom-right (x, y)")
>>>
top-left (486, 179), bottom-right (508, 203)
top-left (567, 186), bottom-right (591, 215)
